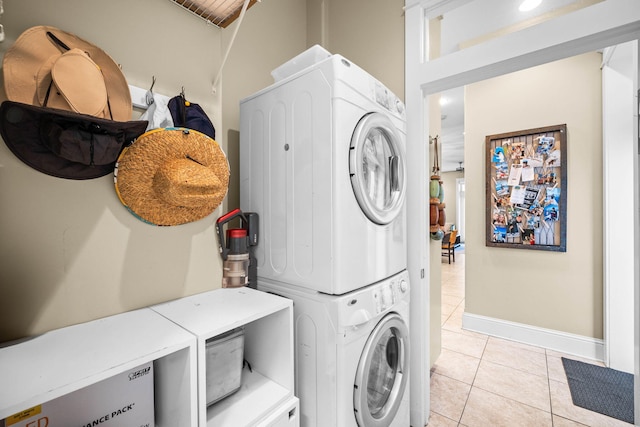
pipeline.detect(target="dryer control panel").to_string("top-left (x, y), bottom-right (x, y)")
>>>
top-left (373, 81), bottom-right (406, 119)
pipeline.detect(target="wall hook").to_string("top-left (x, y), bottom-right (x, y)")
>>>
top-left (145, 76), bottom-right (156, 106)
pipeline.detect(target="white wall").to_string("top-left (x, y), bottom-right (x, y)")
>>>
top-left (222, 0), bottom-right (309, 212)
top-left (464, 52), bottom-right (604, 339)
top-left (0, 0), bottom-right (407, 344)
top-left (324, 0), bottom-right (405, 100)
top-left (0, 0), bottom-right (308, 342)
top-left (441, 170), bottom-right (464, 231)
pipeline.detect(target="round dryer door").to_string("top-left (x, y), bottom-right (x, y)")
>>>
top-left (349, 112), bottom-right (406, 225)
top-left (353, 313), bottom-right (409, 427)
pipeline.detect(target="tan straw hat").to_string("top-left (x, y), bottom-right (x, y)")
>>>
top-left (3, 25), bottom-right (132, 121)
top-left (114, 128), bottom-right (230, 226)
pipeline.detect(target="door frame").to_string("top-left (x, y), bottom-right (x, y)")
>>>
top-left (602, 41), bottom-right (637, 373)
top-left (404, 1), bottom-right (640, 425)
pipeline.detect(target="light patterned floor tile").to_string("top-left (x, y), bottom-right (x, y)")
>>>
top-left (441, 329), bottom-right (487, 358)
top-left (430, 372), bottom-right (471, 422)
top-left (487, 335), bottom-right (546, 354)
top-left (442, 309), bottom-right (463, 331)
top-left (433, 252), bottom-right (635, 427)
top-left (432, 348), bottom-right (481, 384)
top-left (426, 411), bottom-right (458, 427)
top-left (546, 349), bottom-right (605, 365)
top-left (549, 379), bottom-right (633, 427)
top-left (482, 336), bottom-right (548, 377)
top-left (441, 287), bottom-right (465, 300)
top-left (441, 314), bottom-right (450, 326)
top-left (460, 387), bottom-right (552, 427)
top-left (552, 415), bottom-right (590, 426)
top-left (547, 353), bottom-right (570, 384)
top-left (441, 302), bottom-right (459, 318)
top-left (473, 359), bottom-right (551, 412)
top-left (442, 293), bottom-right (464, 308)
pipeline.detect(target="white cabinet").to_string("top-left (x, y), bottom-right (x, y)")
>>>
top-left (0, 287), bottom-right (297, 427)
top-left (0, 308), bottom-right (198, 426)
top-left (151, 287), bottom-right (297, 427)
top-left (257, 396), bottom-right (300, 427)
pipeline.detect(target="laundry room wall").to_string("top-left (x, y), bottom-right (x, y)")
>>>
top-left (0, 0), bottom-right (307, 342)
top-left (321, 0), bottom-right (405, 101)
top-left (441, 170), bottom-right (464, 231)
top-left (221, 0), bottom-right (308, 212)
top-left (222, 0), bottom-right (406, 212)
top-left (464, 52), bottom-right (604, 340)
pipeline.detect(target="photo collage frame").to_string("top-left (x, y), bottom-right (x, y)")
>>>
top-left (485, 124), bottom-right (567, 252)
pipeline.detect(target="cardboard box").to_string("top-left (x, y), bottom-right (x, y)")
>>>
top-left (3, 362), bottom-right (154, 427)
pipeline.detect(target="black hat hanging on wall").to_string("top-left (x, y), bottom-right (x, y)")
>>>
top-left (0, 101), bottom-right (148, 179)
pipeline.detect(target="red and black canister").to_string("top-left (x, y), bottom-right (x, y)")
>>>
top-left (215, 208), bottom-right (259, 288)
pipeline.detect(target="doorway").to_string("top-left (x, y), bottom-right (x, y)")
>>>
top-left (456, 178), bottom-right (465, 243)
top-left (405, 2), bottom-right (640, 426)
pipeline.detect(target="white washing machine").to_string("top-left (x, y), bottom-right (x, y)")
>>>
top-left (240, 49), bottom-right (407, 295)
top-left (259, 270), bottom-right (410, 427)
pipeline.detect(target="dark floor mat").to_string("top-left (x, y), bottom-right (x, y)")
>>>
top-left (562, 357), bottom-right (634, 424)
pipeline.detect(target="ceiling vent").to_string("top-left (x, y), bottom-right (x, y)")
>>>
top-left (170, 0), bottom-right (258, 28)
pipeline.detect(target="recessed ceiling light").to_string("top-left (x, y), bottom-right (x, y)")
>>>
top-left (519, 0), bottom-right (542, 12)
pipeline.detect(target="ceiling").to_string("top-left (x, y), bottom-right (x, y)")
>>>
top-left (439, 87), bottom-right (465, 172)
top-left (435, 0), bottom-right (599, 172)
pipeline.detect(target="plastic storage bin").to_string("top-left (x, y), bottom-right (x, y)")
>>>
top-left (270, 45), bottom-right (331, 82)
top-left (206, 327), bottom-right (245, 406)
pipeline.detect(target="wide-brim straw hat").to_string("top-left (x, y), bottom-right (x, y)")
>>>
top-left (114, 128), bottom-right (230, 226)
top-left (3, 25), bottom-right (132, 122)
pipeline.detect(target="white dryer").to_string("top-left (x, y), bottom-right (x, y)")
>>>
top-left (259, 270), bottom-right (410, 427)
top-left (240, 49), bottom-right (407, 295)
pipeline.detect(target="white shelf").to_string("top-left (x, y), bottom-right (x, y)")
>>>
top-left (0, 308), bottom-right (198, 426)
top-left (0, 287), bottom-right (296, 427)
top-left (150, 287), bottom-right (292, 337)
top-left (206, 369), bottom-right (290, 426)
top-left (151, 287), bottom-right (296, 427)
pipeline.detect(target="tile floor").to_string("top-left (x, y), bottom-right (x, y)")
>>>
top-left (428, 251), bottom-right (632, 427)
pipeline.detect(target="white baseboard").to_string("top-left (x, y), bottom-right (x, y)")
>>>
top-left (462, 312), bottom-right (604, 362)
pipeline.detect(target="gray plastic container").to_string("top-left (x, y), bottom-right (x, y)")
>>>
top-left (205, 327), bottom-right (245, 406)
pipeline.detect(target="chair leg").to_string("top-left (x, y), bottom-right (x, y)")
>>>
top-left (448, 247), bottom-right (451, 264)
top-left (452, 247), bottom-right (455, 263)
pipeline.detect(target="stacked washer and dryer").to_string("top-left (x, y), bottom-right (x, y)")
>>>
top-left (240, 46), bottom-right (410, 427)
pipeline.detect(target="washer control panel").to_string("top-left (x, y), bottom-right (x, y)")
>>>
top-left (338, 270), bottom-right (409, 328)
top-left (373, 271), bottom-right (409, 315)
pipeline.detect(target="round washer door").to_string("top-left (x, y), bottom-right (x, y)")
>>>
top-left (353, 312), bottom-right (409, 427)
top-left (349, 112), bottom-right (406, 225)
